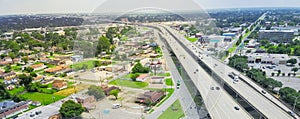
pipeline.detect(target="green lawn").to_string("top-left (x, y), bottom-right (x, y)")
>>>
top-left (21, 92), bottom-right (66, 105)
top-left (186, 37), bottom-right (198, 42)
top-left (8, 87), bottom-right (25, 95)
top-left (165, 78), bottom-right (173, 86)
top-left (67, 82), bottom-right (75, 87)
top-left (157, 72), bottom-right (171, 77)
top-left (70, 60), bottom-right (99, 70)
top-left (109, 79), bottom-right (148, 88)
top-left (158, 99), bottom-right (185, 119)
top-left (228, 47), bottom-right (237, 53)
top-left (11, 65), bottom-right (22, 71)
top-left (46, 64), bottom-right (56, 68)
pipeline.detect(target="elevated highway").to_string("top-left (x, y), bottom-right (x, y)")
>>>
top-left (159, 25), bottom-right (295, 119)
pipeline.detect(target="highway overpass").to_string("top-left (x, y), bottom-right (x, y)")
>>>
top-left (159, 25), bottom-right (295, 119)
top-left (147, 25), bottom-right (253, 119)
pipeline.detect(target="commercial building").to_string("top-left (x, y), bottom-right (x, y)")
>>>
top-left (258, 30), bottom-right (294, 43)
top-left (246, 53), bottom-right (289, 65)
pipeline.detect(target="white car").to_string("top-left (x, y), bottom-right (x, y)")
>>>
top-left (112, 104), bottom-right (121, 109)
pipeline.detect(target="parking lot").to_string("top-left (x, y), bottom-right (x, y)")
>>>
top-left (248, 63), bottom-right (300, 90)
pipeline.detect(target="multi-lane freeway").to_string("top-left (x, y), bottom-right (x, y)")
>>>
top-left (150, 24), bottom-right (253, 119)
top-left (159, 25), bottom-right (296, 119)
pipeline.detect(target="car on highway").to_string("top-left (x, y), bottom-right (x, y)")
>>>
top-left (176, 80), bottom-right (181, 89)
top-left (261, 90), bottom-right (266, 94)
top-left (288, 111), bottom-right (296, 117)
top-left (228, 72), bottom-right (239, 82)
top-left (234, 106), bottom-right (240, 110)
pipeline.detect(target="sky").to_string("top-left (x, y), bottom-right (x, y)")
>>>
top-left (0, 0), bottom-right (300, 15)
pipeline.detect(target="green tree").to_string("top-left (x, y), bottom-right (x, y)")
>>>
top-left (287, 58), bottom-right (297, 65)
top-left (59, 100), bottom-right (84, 118)
top-left (30, 72), bottom-right (37, 77)
top-left (131, 62), bottom-right (150, 73)
top-left (12, 95), bottom-right (26, 102)
top-left (24, 67), bottom-right (34, 73)
top-left (94, 60), bottom-right (101, 67)
top-left (97, 36), bottom-right (111, 55)
top-left (21, 57), bottom-right (29, 64)
top-left (87, 85), bottom-right (105, 100)
top-left (292, 67), bottom-right (299, 74)
top-left (109, 89), bottom-right (119, 99)
top-left (228, 55), bottom-right (249, 72)
top-left (19, 74), bottom-right (33, 86)
top-left (0, 82), bottom-right (10, 100)
top-left (259, 40), bottom-right (269, 46)
top-left (106, 27), bottom-right (119, 44)
top-left (130, 73), bottom-right (139, 81)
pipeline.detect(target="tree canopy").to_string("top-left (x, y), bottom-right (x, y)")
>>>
top-left (228, 55), bottom-right (249, 72)
top-left (109, 89), bottom-right (119, 99)
top-left (0, 82), bottom-right (10, 100)
top-left (131, 62), bottom-right (150, 73)
top-left (59, 100), bottom-right (84, 118)
top-left (87, 85), bottom-right (105, 101)
top-left (96, 36), bottom-right (111, 55)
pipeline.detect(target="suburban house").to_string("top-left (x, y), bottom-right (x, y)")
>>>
top-left (135, 90), bottom-right (165, 104)
top-left (41, 78), bottom-right (54, 84)
top-left (38, 58), bottom-right (50, 63)
top-left (49, 59), bottom-right (66, 66)
top-left (52, 80), bottom-right (67, 90)
top-left (33, 75), bottom-right (44, 83)
top-left (12, 58), bottom-right (21, 64)
top-left (0, 59), bottom-right (12, 66)
top-left (6, 85), bottom-right (15, 90)
top-left (45, 66), bottom-right (69, 74)
top-left (136, 74), bottom-right (149, 82)
top-left (29, 63), bottom-right (47, 71)
top-left (0, 72), bottom-right (17, 84)
top-left (0, 101), bottom-right (29, 119)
